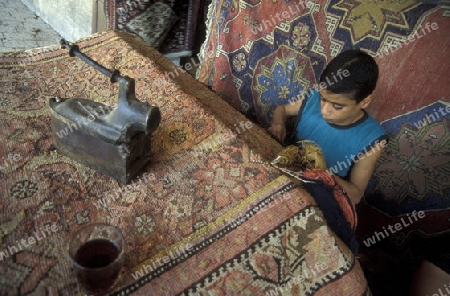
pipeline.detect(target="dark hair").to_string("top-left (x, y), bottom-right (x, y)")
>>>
top-left (319, 49), bottom-right (379, 103)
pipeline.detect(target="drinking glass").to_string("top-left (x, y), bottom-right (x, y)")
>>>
top-left (68, 223), bottom-right (125, 295)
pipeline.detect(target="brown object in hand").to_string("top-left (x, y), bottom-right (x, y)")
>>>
top-left (274, 140), bottom-right (327, 170)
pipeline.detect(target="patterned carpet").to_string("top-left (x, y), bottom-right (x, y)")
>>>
top-left (357, 100), bottom-right (450, 295)
top-left (196, 0), bottom-right (450, 294)
top-left (0, 31), bottom-right (370, 295)
top-left (197, 0), bottom-right (449, 125)
top-left (104, 0), bottom-right (202, 56)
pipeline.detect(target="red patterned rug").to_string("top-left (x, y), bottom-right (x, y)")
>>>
top-left (197, 0), bottom-right (449, 125)
top-left (0, 31), bottom-right (369, 295)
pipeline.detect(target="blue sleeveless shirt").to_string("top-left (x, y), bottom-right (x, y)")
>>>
top-left (293, 90), bottom-right (387, 178)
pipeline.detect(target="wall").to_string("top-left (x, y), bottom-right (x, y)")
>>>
top-left (21, 0), bottom-right (107, 41)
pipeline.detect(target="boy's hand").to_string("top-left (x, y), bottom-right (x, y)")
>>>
top-left (268, 123), bottom-right (286, 143)
top-left (268, 100), bottom-right (303, 143)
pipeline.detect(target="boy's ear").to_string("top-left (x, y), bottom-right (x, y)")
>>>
top-left (359, 94), bottom-right (372, 109)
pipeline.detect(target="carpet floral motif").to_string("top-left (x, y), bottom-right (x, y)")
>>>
top-left (292, 23), bottom-right (312, 49)
top-left (375, 121), bottom-right (450, 202)
top-left (366, 100), bottom-right (450, 216)
top-left (253, 46), bottom-right (311, 123)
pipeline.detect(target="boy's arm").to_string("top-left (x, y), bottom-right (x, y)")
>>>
top-left (268, 100), bottom-right (303, 142)
top-left (333, 141), bottom-right (385, 204)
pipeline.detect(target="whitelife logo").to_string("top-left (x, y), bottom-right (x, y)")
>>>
top-left (131, 243), bottom-right (192, 280)
top-left (0, 152), bottom-right (21, 171)
top-left (192, 120), bottom-right (254, 156)
top-left (325, 139), bottom-right (388, 176)
top-left (429, 282), bottom-right (450, 296)
top-left (55, 104), bottom-right (113, 139)
top-left (414, 104), bottom-right (450, 129)
top-left (249, 0), bottom-right (308, 35)
top-left (93, 172), bottom-right (156, 209)
top-left (288, 69), bottom-right (350, 105)
top-left (0, 223), bottom-right (60, 261)
top-left (363, 210), bottom-right (425, 247)
top-left (377, 21), bottom-right (439, 58)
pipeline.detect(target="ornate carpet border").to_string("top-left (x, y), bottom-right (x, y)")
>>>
top-left (181, 206), bottom-right (355, 295)
top-left (112, 177), bottom-right (298, 294)
top-left (112, 177), bottom-right (355, 295)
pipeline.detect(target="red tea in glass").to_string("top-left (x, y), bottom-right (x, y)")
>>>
top-left (69, 224), bottom-right (125, 295)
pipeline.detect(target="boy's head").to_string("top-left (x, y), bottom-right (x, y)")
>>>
top-left (319, 49), bottom-right (379, 103)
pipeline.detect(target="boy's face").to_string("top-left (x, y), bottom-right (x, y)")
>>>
top-left (319, 89), bottom-right (370, 126)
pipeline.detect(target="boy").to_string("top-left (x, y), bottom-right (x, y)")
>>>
top-left (268, 49), bottom-right (387, 204)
